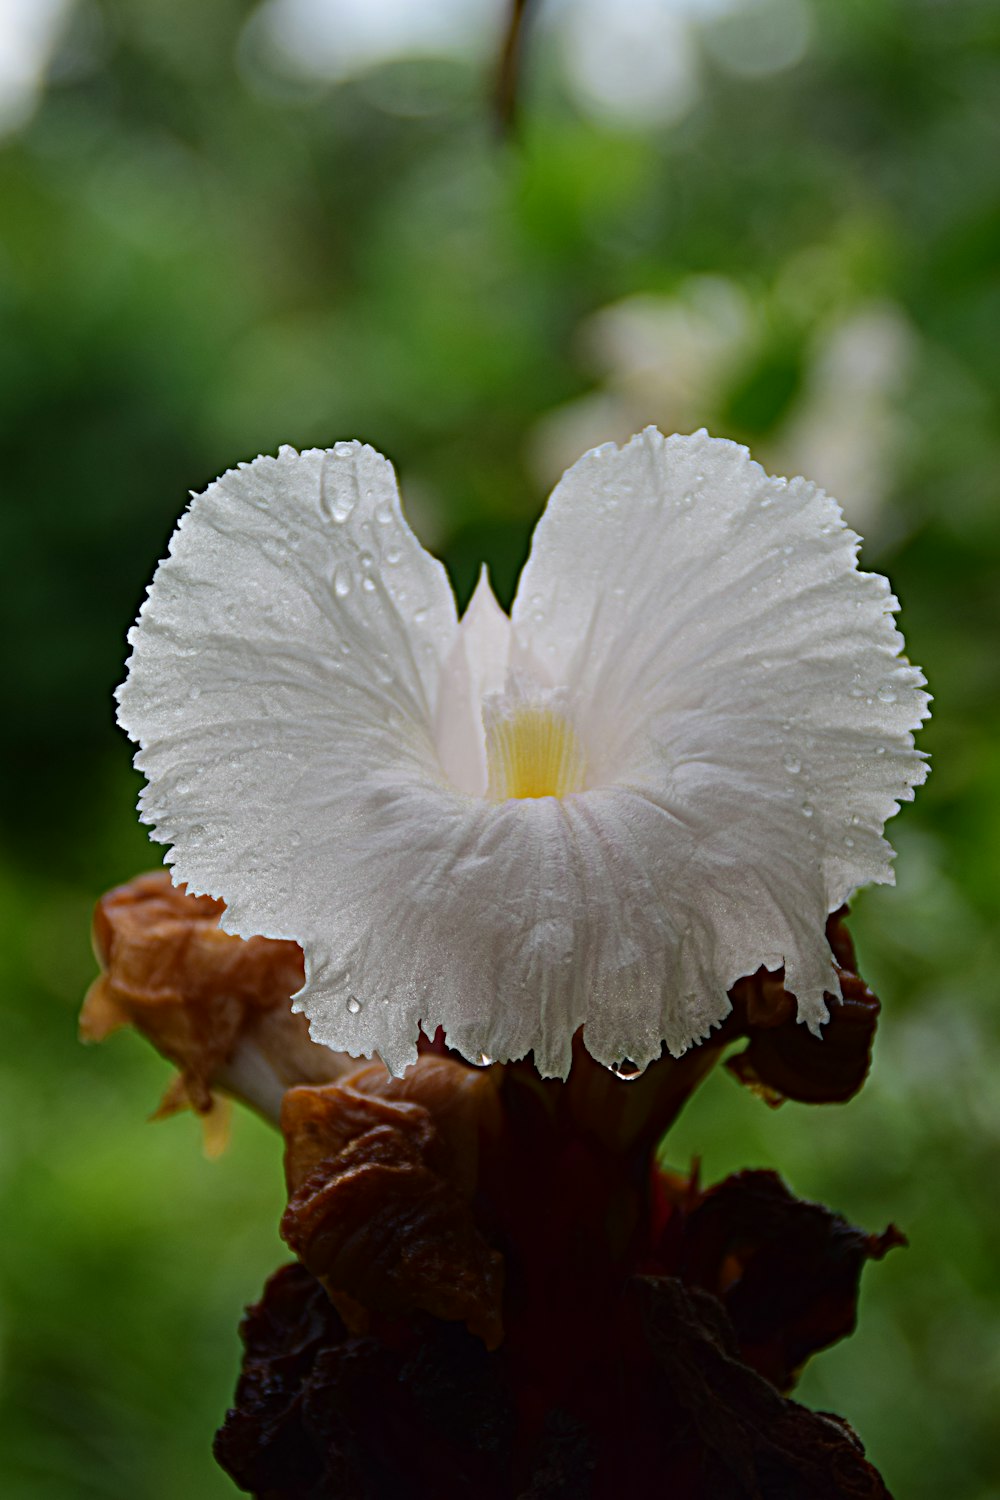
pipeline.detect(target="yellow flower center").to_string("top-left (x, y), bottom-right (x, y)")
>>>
top-left (484, 701), bottom-right (587, 801)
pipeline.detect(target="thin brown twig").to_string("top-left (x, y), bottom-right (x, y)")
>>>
top-left (494, 0), bottom-right (536, 137)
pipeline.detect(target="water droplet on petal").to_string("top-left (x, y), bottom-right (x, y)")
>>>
top-left (346, 996), bottom-right (362, 1015)
top-left (844, 836), bottom-right (855, 849)
top-left (362, 576), bottom-right (376, 593)
top-left (359, 551), bottom-right (374, 571)
top-left (413, 606), bottom-right (428, 624)
top-left (875, 744), bottom-right (886, 756)
top-left (333, 565), bottom-right (352, 598)
top-left (607, 1060), bottom-right (643, 1082)
top-left (782, 752), bottom-right (801, 774)
top-left (375, 501), bottom-right (393, 524)
top-left (188, 685), bottom-right (201, 701)
top-left (877, 686), bottom-right (897, 704)
top-left (385, 546), bottom-right (402, 565)
top-left (802, 802), bottom-right (814, 818)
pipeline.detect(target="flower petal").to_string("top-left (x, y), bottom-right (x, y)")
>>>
top-left (117, 442), bottom-right (461, 1026)
top-left (510, 427), bottom-right (928, 1052)
top-left (434, 567), bottom-right (511, 797)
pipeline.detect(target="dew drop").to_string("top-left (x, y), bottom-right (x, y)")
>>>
top-left (375, 501), bottom-right (393, 525)
top-left (875, 744), bottom-right (886, 756)
top-left (877, 686), bottom-right (897, 704)
top-left (359, 551), bottom-right (375, 571)
top-left (385, 546), bottom-right (402, 565)
top-left (188, 685), bottom-right (201, 701)
top-left (346, 996), bottom-right (362, 1015)
top-left (413, 606), bottom-right (428, 624)
top-left (362, 576), bottom-right (376, 593)
top-left (802, 802), bottom-right (814, 818)
top-left (782, 752), bottom-right (801, 774)
top-left (472, 1052), bottom-right (494, 1067)
top-left (333, 564), bottom-right (353, 598)
top-left (844, 836), bottom-right (855, 849)
top-left (607, 1060), bottom-right (643, 1082)
top-left (320, 459), bottom-right (358, 524)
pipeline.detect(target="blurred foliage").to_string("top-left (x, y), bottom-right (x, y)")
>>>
top-left (1, 0), bottom-right (999, 1495)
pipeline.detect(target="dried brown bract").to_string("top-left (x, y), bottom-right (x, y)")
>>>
top-left (723, 909), bottom-right (880, 1106)
top-left (215, 1237), bottom-right (895, 1499)
top-left (651, 1167), bottom-right (905, 1393)
top-left (81, 872), bottom-right (350, 1130)
top-left (281, 1057), bottom-right (505, 1348)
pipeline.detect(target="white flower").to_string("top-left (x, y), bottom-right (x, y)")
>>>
top-left (118, 428), bottom-right (929, 1080)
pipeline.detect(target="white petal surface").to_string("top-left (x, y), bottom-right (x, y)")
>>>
top-left (434, 568), bottom-right (511, 797)
top-left (510, 427), bottom-right (929, 1056)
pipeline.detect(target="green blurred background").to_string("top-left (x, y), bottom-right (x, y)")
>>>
top-left (1, 0), bottom-right (998, 1494)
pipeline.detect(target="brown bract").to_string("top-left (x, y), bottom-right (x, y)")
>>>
top-left (215, 1209), bottom-right (896, 1499)
top-left (650, 1167), bottom-right (905, 1393)
top-left (722, 909), bottom-right (880, 1106)
top-left (281, 1058), bottom-right (505, 1349)
top-left (81, 872), bottom-right (348, 1128)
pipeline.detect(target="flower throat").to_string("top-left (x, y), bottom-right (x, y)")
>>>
top-left (483, 698), bottom-right (586, 801)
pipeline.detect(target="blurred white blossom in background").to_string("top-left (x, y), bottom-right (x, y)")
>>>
top-left (0, 0), bottom-right (73, 135)
top-left (530, 281), bottom-right (916, 540)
